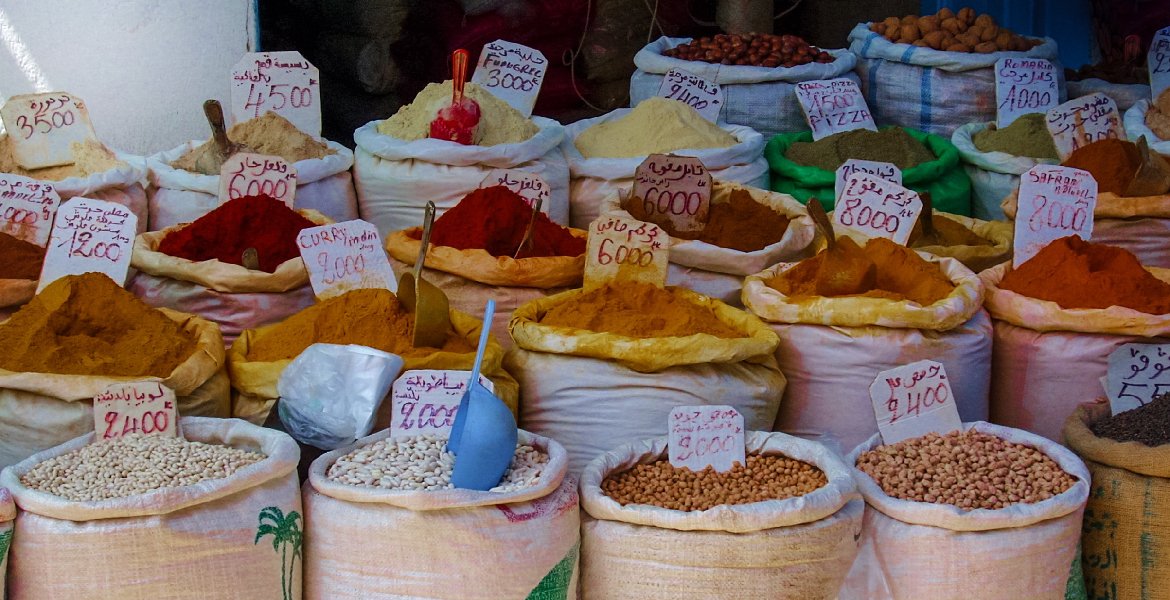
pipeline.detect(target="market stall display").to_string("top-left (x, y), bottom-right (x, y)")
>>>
top-left (1123, 88), bottom-right (1170, 154)
top-left (952, 115), bottom-right (1061, 220)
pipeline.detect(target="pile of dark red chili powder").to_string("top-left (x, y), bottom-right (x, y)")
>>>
top-left (157, 194), bottom-right (317, 273)
top-left (427, 186), bottom-right (585, 259)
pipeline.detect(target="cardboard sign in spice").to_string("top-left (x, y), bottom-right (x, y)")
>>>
top-left (389, 369), bottom-right (495, 437)
top-left (668, 405), bottom-right (746, 473)
top-left (0, 92), bottom-right (98, 169)
top-left (470, 40), bottom-right (547, 118)
top-left (93, 381), bottom-right (178, 441)
top-left (0, 173), bottom-right (59, 246)
top-left (833, 173), bottom-right (922, 245)
top-left (1107, 343), bottom-right (1170, 416)
top-left (231, 51), bottom-right (321, 137)
top-left (870, 360), bottom-right (962, 445)
top-left (1149, 26), bottom-right (1170, 101)
top-left (656, 68), bottom-right (723, 122)
top-left (834, 159), bottom-right (901, 201)
top-left (218, 153), bottom-right (297, 206)
top-left (631, 154), bottom-right (712, 233)
top-left (583, 214), bottom-right (668, 290)
top-left (298, 219), bottom-right (397, 300)
top-left (995, 57), bottom-right (1059, 129)
top-left (478, 169), bottom-right (550, 213)
top-left (795, 78), bottom-right (877, 141)
top-left (38, 197), bottom-right (136, 293)
top-left (1013, 165), bottom-right (1097, 267)
top-left (1045, 92), bottom-right (1125, 160)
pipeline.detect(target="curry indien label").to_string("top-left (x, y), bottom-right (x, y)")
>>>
top-left (834, 159), bottom-right (901, 202)
top-left (584, 214), bottom-right (668, 290)
top-left (833, 173), bottom-right (922, 245)
top-left (631, 154), bottom-right (712, 233)
top-left (389, 370), bottom-right (495, 437)
top-left (668, 405), bottom-right (746, 473)
top-left (870, 360), bottom-right (962, 445)
top-left (218, 153), bottom-right (298, 207)
top-left (1013, 164), bottom-right (1097, 268)
top-left (0, 173), bottom-right (60, 247)
top-left (1149, 26), bottom-right (1170, 101)
top-left (0, 92), bottom-right (99, 170)
top-left (478, 169), bottom-right (550, 213)
top-left (995, 57), bottom-right (1059, 129)
top-left (795, 78), bottom-right (876, 141)
top-left (1045, 92), bottom-right (1124, 161)
top-left (38, 197), bottom-right (137, 293)
top-left (656, 68), bottom-right (724, 122)
top-left (231, 51), bottom-right (321, 137)
top-left (471, 40), bottom-right (547, 118)
top-left (1106, 343), bottom-right (1170, 416)
top-left (298, 219), bottom-right (397, 300)
top-left (93, 381), bottom-right (179, 442)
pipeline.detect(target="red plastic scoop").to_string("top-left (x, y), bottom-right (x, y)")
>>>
top-left (430, 49), bottom-right (481, 145)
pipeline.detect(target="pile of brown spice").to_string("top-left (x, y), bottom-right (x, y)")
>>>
top-left (0, 232), bottom-right (45, 279)
top-left (624, 189), bottom-right (791, 252)
top-left (540, 282), bottom-right (745, 339)
top-left (908, 213), bottom-right (992, 248)
top-left (170, 111), bottom-right (336, 175)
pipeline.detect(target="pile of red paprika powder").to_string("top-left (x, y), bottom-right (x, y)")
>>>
top-left (157, 195), bottom-right (318, 273)
top-left (427, 186), bottom-right (585, 259)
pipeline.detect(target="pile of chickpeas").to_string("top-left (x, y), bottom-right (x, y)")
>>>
top-left (662, 33), bottom-right (834, 68)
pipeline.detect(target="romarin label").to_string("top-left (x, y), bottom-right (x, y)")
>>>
top-left (834, 159), bottom-right (901, 201)
top-left (869, 360), bottom-right (962, 445)
top-left (631, 154), bottom-right (712, 233)
top-left (1013, 165), bottom-right (1097, 267)
top-left (668, 405), bottom-right (746, 473)
top-left (1045, 92), bottom-right (1125, 160)
top-left (218, 153), bottom-right (297, 206)
top-left (231, 51), bottom-right (321, 137)
top-left (795, 78), bottom-right (876, 141)
top-left (833, 173), bottom-right (922, 245)
top-left (583, 214), bottom-right (668, 290)
top-left (93, 381), bottom-right (178, 442)
top-left (1149, 26), bottom-right (1170, 101)
top-left (656, 68), bottom-right (724, 122)
top-left (38, 198), bottom-right (137, 293)
top-left (298, 219), bottom-right (397, 300)
top-left (478, 169), bottom-right (551, 212)
top-left (0, 174), bottom-right (59, 246)
top-left (471, 40), bottom-right (547, 117)
top-left (0, 92), bottom-right (98, 169)
top-left (995, 57), bottom-right (1059, 128)
top-left (1107, 343), bottom-right (1170, 416)
top-left (389, 370), bottom-right (495, 437)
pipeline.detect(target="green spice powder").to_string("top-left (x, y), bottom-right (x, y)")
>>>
top-left (784, 128), bottom-right (938, 171)
top-left (972, 113), bottom-right (1059, 160)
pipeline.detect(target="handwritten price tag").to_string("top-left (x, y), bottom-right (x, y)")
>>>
top-left (0, 92), bottom-right (98, 170)
top-left (1014, 165), bottom-right (1097, 267)
top-left (298, 219), bottom-right (397, 300)
top-left (995, 58), bottom-right (1059, 128)
top-left (795, 78), bottom-right (876, 141)
top-left (834, 159), bottom-right (901, 201)
top-left (93, 381), bottom-right (178, 442)
top-left (870, 360), bottom-right (962, 445)
top-left (471, 40), bottom-right (547, 118)
top-left (218, 153), bottom-right (297, 206)
top-left (656, 68), bottom-right (723, 122)
top-left (478, 169), bottom-right (551, 213)
top-left (38, 198), bottom-right (136, 293)
top-left (631, 154), bottom-right (711, 233)
top-left (231, 51), bottom-right (321, 137)
top-left (389, 370), bottom-right (495, 437)
top-left (0, 174), bottom-right (59, 246)
top-left (1150, 27), bottom-right (1170, 101)
top-left (668, 405), bottom-right (745, 473)
top-left (1046, 93), bottom-right (1124, 160)
top-left (833, 173), bottom-right (922, 244)
top-left (1107, 343), bottom-right (1170, 416)
top-left (584, 215), bottom-right (668, 290)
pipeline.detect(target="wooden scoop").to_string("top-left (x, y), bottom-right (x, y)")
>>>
top-left (194, 100), bottom-right (255, 175)
top-left (241, 247), bottom-right (260, 271)
top-left (914, 192), bottom-right (941, 247)
top-left (513, 197), bottom-right (544, 259)
top-left (398, 202), bottom-right (451, 348)
top-left (807, 197), bottom-right (876, 297)
top-left (1125, 137), bottom-right (1170, 197)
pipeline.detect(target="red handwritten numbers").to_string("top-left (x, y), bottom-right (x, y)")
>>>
top-left (93, 382), bottom-right (179, 441)
top-left (833, 173), bottom-right (922, 244)
top-left (631, 154), bottom-right (712, 232)
top-left (1046, 92), bottom-right (1124, 160)
top-left (471, 40), bottom-right (548, 117)
top-left (795, 79), bottom-right (877, 141)
top-left (297, 219), bottom-right (397, 300)
top-left (584, 215), bottom-right (669, 290)
top-left (1014, 165), bottom-right (1097, 267)
top-left (656, 69), bottom-right (724, 122)
top-left (0, 92), bottom-right (99, 169)
top-left (230, 51), bottom-right (322, 137)
top-left (218, 153), bottom-right (298, 207)
top-left (38, 198), bottom-right (138, 293)
top-left (0, 174), bottom-right (60, 246)
top-left (1148, 27), bottom-right (1170, 100)
top-left (869, 360), bottom-right (962, 445)
top-left (995, 58), bottom-right (1059, 128)
top-left (478, 169), bottom-right (551, 211)
top-left (390, 370), bottom-right (495, 436)
top-left (668, 406), bottom-right (746, 473)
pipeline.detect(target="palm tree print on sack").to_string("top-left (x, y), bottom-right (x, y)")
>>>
top-left (255, 506), bottom-right (303, 600)
top-left (0, 527), bottom-right (11, 569)
top-left (526, 541), bottom-right (579, 600)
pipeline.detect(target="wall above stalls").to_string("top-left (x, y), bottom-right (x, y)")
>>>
top-left (921, 0), bottom-right (1093, 68)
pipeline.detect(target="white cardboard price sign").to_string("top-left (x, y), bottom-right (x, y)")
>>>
top-left (834, 159), bottom-right (901, 201)
top-left (795, 78), bottom-right (876, 141)
top-left (231, 51), bottom-right (321, 137)
top-left (0, 92), bottom-right (98, 170)
top-left (1149, 27), bottom-right (1170, 101)
top-left (478, 169), bottom-right (551, 213)
top-left (995, 57), bottom-right (1059, 128)
top-left (471, 40), bottom-right (547, 118)
top-left (668, 405), bottom-right (746, 473)
top-left (94, 381), bottom-right (178, 442)
top-left (833, 173), bottom-right (922, 244)
top-left (631, 154), bottom-right (712, 233)
top-left (1013, 165), bottom-right (1097, 267)
top-left (583, 215), bottom-right (668, 290)
top-left (389, 370), bottom-right (495, 437)
top-left (870, 360), bottom-right (962, 445)
top-left (38, 198), bottom-right (136, 293)
top-left (657, 68), bottom-right (724, 122)
top-left (298, 219), bottom-right (397, 300)
top-left (1107, 343), bottom-right (1170, 416)
top-left (1045, 93), bottom-right (1124, 160)
top-left (0, 174), bottom-right (59, 246)
top-left (218, 153), bottom-right (297, 206)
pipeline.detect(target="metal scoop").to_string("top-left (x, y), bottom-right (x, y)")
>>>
top-left (513, 197), bottom-right (544, 259)
top-left (398, 202), bottom-right (451, 348)
top-left (193, 100), bottom-right (255, 175)
top-left (807, 197), bottom-right (876, 297)
top-left (1125, 137), bottom-right (1170, 197)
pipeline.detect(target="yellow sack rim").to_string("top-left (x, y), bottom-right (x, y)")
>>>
top-left (1003, 187), bottom-right (1170, 219)
top-left (0, 278), bottom-right (36, 309)
top-left (910, 213), bottom-right (1014, 273)
top-left (384, 226), bottom-right (586, 289)
top-left (1063, 401), bottom-right (1170, 479)
top-left (130, 209), bottom-right (332, 293)
top-left (508, 286), bottom-right (780, 373)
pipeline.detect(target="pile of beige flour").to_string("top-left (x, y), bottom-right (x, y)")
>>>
top-left (574, 97), bottom-right (737, 159)
top-left (377, 81), bottom-right (540, 146)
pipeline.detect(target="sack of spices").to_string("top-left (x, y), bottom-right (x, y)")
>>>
top-left (353, 81), bottom-right (570, 237)
top-left (384, 186), bottom-right (586, 350)
top-left (147, 111), bottom-right (357, 229)
top-left (597, 180), bottom-right (816, 306)
top-left (1064, 399), bottom-right (1170, 599)
top-left (951, 117), bottom-right (1061, 220)
top-left (840, 422), bottom-right (1090, 599)
top-left (0, 487), bottom-right (11, 597)
top-left (980, 236), bottom-right (1170, 441)
top-left (0, 273), bottom-right (230, 468)
top-left (1123, 90), bottom-right (1170, 154)
top-left (508, 282), bottom-right (784, 475)
top-left (0, 417), bottom-right (302, 600)
top-left (0, 233), bottom-right (46, 321)
top-left (228, 288), bottom-right (518, 424)
top-left (628, 36), bottom-right (858, 138)
top-left (580, 431), bottom-right (863, 599)
top-left (132, 195), bottom-right (332, 346)
top-left (303, 429), bottom-right (579, 599)
top-left (563, 97), bottom-right (769, 228)
top-left (742, 239), bottom-right (991, 450)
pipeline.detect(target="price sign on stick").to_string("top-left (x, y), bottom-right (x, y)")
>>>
top-left (1013, 165), bottom-right (1097, 267)
top-left (795, 78), bottom-right (876, 141)
top-left (298, 219), bottom-right (397, 300)
top-left (471, 40), bottom-right (547, 118)
top-left (583, 215), bottom-right (668, 290)
top-left (870, 360), bottom-right (962, 445)
top-left (0, 174), bottom-right (60, 246)
top-left (834, 159), bottom-right (901, 201)
top-left (0, 92), bottom-right (98, 170)
top-left (38, 198), bottom-right (136, 293)
top-left (669, 406), bottom-right (746, 473)
top-left (1046, 93), bottom-right (1124, 160)
top-left (389, 370), bottom-right (495, 437)
top-left (1107, 343), bottom-right (1170, 416)
top-left (631, 154), bottom-right (712, 233)
top-left (833, 173), bottom-right (922, 244)
top-left (218, 153), bottom-right (297, 206)
top-left (231, 51), bottom-right (321, 137)
top-left (657, 68), bottom-right (724, 122)
top-left (478, 169), bottom-right (551, 212)
top-left (995, 58), bottom-right (1059, 129)
top-left (94, 381), bottom-right (178, 441)
top-left (1149, 27), bottom-right (1170, 101)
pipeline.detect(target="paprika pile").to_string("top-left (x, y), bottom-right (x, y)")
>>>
top-left (539, 282), bottom-right (747, 339)
top-left (624, 188), bottom-right (791, 252)
top-left (0, 233), bottom-right (45, 280)
top-left (428, 186), bottom-right (584, 258)
top-left (1061, 138), bottom-right (1142, 196)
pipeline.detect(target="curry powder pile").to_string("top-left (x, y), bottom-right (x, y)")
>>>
top-left (539, 282), bottom-right (745, 339)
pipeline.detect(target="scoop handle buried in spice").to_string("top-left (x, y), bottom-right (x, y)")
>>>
top-left (919, 192), bottom-right (936, 239)
top-left (413, 202), bottom-right (436, 278)
top-left (513, 197), bottom-right (544, 259)
top-left (241, 247), bottom-right (260, 271)
top-left (805, 196), bottom-right (837, 250)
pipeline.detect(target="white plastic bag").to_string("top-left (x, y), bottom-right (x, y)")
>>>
top-left (629, 36), bottom-right (859, 138)
top-left (951, 122), bottom-right (1059, 221)
top-left (840, 421), bottom-right (1090, 600)
top-left (0, 486), bottom-right (12, 598)
top-left (1068, 78), bottom-right (1151, 112)
top-left (1124, 100), bottom-right (1170, 154)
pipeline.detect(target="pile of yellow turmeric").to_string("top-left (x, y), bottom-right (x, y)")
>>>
top-left (540, 282), bottom-right (745, 339)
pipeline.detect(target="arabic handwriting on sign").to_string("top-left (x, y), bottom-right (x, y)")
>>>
top-left (657, 68), bottom-right (723, 121)
top-left (833, 173), bottom-right (922, 244)
top-left (869, 360), bottom-right (962, 445)
top-left (668, 405), bottom-right (746, 473)
top-left (470, 40), bottom-right (547, 117)
top-left (230, 51), bottom-right (321, 137)
top-left (1013, 165), bottom-right (1097, 267)
top-left (795, 78), bottom-right (876, 140)
top-left (94, 381), bottom-right (178, 441)
top-left (1107, 343), bottom-right (1170, 416)
top-left (390, 370), bottom-right (494, 435)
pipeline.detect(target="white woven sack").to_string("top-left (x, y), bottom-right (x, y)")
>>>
top-left (562, 109), bottom-right (768, 229)
top-left (303, 429), bottom-right (581, 600)
top-left (628, 36), bottom-right (858, 138)
top-left (951, 122), bottom-right (1059, 221)
top-left (1124, 100), bottom-right (1170, 154)
top-left (1068, 78), bottom-right (1151, 112)
top-left (0, 486), bottom-right (12, 599)
top-left (840, 421), bottom-right (1090, 600)
top-left (1090, 216), bottom-right (1170, 269)
top-left (0, 417), bottom-right (303, 600)
top-left (47, 150), bottom-right (150, 235)
top-left (848, 24), bottom-right (1063, 138)
top-left (353, 117), bottom-right (569, 238)
top-left (580, 431), bottom-right (863, 599)
top-left (146, 140), bottom-right (358, 229)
